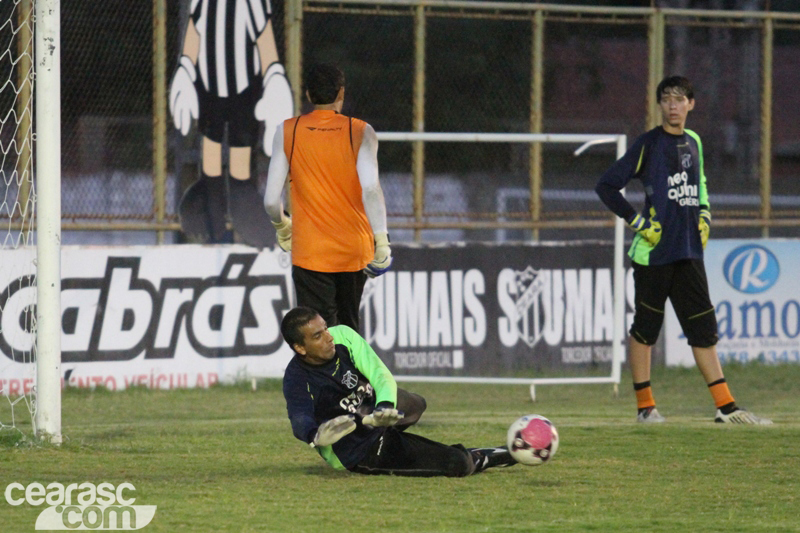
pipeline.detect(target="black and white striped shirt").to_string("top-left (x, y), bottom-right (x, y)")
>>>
top-left (191, 0), bottom-right (271, 97)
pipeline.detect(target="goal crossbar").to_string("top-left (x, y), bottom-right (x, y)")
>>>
top-left (375, 131), bottom-right (628, 392)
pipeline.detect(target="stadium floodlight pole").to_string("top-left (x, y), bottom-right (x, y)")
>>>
top-left (34, 0), bottom-right (62, 444)
top-left (376, 131), bottom-right (628, 399)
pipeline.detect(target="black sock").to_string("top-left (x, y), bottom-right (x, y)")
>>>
top-left (719, 402), bottom-right (738, 415)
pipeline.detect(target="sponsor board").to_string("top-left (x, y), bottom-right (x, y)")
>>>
top-left (359, 243), bottom-right (633, 376)
top-left (666, 240), bottom-right (800, 366)
top-left (1, 242), bottom-right (638, 388)
top-left (0, 246), bottom-right (295, 389)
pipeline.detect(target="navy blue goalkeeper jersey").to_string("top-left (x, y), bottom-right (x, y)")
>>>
top-left (595, 126), bottom-right (709, 266)
top-left (282, 325), bottom-right (398, 470)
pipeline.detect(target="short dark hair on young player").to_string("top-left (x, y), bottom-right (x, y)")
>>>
top-left (305, 63), bottom-right (345, 105)
top-left (281, 306), bottom-right (321, 350)
top-left (657, 75), bottom-right (694, 100)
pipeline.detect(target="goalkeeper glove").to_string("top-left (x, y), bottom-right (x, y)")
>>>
top-left (364, 232), bottom-right (392, 278)
top-left (699, 208), bottom-right (711, 249)
top-left (627, 207), bottom-right (662, 246)
top-left (311, 414), bottom-right (356, 448)
top-left (169, 55), bottom-right (199, 136)
top-left (362, 406), bottom-right (404, 427)
top-left (271, 213), bottom-right (292, 252)
top-left (254, 62), bottom-right (294, 157)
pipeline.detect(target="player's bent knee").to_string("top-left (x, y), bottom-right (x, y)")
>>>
top-left (630, 304), bottom-right (664, 345)
top-left (396, 390), bottom-right (427, 426)
top-left (686, 308), bottom-right (719, 347)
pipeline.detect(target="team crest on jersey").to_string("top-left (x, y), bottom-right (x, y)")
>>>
top-left (342, 370), bottom-right (358, 389)
top-left (681, 153), bottom-right (692, 169)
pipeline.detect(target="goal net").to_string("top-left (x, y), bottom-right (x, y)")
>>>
top-left (373, 131), bottom-right (628, 397)
top-left (0, 0), bottom-right (61, 444)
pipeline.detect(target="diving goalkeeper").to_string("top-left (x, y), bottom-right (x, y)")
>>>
top-left (595, 75), bottom-right (771, 425)
top-left (281, 307), bottom-right (517, 476)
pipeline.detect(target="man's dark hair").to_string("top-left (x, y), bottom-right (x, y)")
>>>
top-left (657, 76), bottom-right (694, 100)
top-left (280, 306), bottom-right (321, 350)
top-left (305, 63), bottom-right (345, 105)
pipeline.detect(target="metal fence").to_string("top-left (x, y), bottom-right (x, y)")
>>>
top-left (9, 0), bottom-right (799, 241)
top-left (287, 0), bottom-right (800, 241)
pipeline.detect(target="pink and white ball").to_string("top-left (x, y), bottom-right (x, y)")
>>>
top-left (507, 414), bottom-right (559, 466)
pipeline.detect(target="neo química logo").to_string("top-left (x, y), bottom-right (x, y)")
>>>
top-left (723, 244), bottom-right (780, 294)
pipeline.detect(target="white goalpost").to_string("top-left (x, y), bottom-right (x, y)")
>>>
top-left (34, 0), bottom-right (62, 443)
top-left (0, 0), bottom-right (61, 443)
top-left (375, 132), bottom-right (628, 397)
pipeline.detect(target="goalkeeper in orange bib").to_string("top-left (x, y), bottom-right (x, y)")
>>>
top-left (264, 63), bottom-right (392, 332)
top-left (595, 76), bottom-right (771, 425)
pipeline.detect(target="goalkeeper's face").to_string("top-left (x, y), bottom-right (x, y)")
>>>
top-left (659, 87), bottom-right (695, 132)
top-left (295, 315), bottom-right (336, 365)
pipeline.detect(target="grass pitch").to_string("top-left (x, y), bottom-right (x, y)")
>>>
top-left (2, 363), bottom-right (799, 532)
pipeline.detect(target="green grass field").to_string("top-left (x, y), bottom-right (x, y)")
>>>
top-left (2, 363), bottom-right (799, 532)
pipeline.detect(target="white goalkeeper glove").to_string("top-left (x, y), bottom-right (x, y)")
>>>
top-left (311, 414), bottom-right (356, 447)
top-left (271, 212), bottom-right (292, 252)
top-left (169, 55), bottom-right (199, 136)
top-left (254, 62), bottom-right (294, 157)
top-left (627, 207), bottom-right (662, 246)
top-left (364, 232), bottom-right (392, 278)
top-left (361, 406), bottom-right (404, 427)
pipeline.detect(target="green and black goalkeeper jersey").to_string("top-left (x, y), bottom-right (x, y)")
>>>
top-left (596, 126), bottom-right (710, 266)
top-left (282, 325), bottom-right (397, 470)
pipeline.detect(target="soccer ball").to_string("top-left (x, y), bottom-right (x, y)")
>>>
top-left (506, 414), bottom-right (559, 466)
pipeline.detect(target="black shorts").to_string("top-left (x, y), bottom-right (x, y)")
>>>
top-left (630, 259), bottom-right (718, 347)
top-left (197, 82), bottom-right (260, 147)
top-left (292, 266), bottom-right (368, 332)
top-left (349, 428), bottom-right (474, 477)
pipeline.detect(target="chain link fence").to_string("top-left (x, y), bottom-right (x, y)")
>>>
top-left (18, 0), bottom-right (800, 241)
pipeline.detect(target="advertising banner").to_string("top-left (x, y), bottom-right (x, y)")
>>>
top-left (0, 246), bottom-right (295, 392)
top-left (1, 242), bottom-right (634, 390)
top-left (665, 239), bottom-right (800, 366)
top-left (361, 242), bottom-right (624, 377)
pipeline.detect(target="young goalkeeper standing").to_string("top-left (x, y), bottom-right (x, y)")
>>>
top-left (595, 76), bottom-right (771, 425)
top-left (281, 307), bottom-right (516, 476)
top-left (264, 64), bottom-right (392, 333)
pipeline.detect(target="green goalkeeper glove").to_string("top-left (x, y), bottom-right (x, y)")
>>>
top-left (699, 208), bottom-right (711, 249)
top-left (271, 213), bottom-right (292, 252)
top-left (364, 232), bottom-right (392, 278)
top-left (627, 207), bottom-right (661, 246)
top-left (362, 407), bottom-right (404, 427)
top-left (311, 414), bottom-right (356, 448)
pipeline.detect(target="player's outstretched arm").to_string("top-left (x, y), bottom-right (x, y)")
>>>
top-left (357, 125), bottom-right (392, 277)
